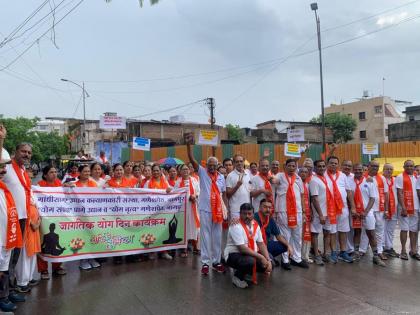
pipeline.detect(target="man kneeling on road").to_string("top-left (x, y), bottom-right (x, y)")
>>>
top-left (224, 203), bottom-right (272, 289)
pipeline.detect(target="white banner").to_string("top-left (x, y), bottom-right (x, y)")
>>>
top-left (197, 129), bottom-right (219, 146)
top-left (99, 115), bottom-right (126, 129)
top-left (287, 128), bottom-right (305, 142)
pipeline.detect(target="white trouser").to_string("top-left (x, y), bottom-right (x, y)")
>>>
top-left (360, 229), bottom-right (369, 253)
top-left (384, 218), bottom-right (398, 250)
top-left (200, 210), bottom-right (222, 266)
top-left (274, 212), bottom-right (302, 263)
top-left (0, 248), bottom-right (12, 272)
top-left (16, 247), bottom-right (37, 286)
top-left (360, 212), bottom-right (384, 253)
top-left (346, 228), bottom-right (354, 253)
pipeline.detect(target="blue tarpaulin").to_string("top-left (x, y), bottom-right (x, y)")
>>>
top-left (95, 141), bottom-right (128, 165)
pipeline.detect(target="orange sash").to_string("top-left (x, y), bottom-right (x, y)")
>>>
top-left (148, 176), bottom-right (169, 190)
top-left (168, 177), bottom-right (177, 188)
top-left (258, 212), bottom-right (269, 245)
top-left (179, 178), bottom-right (200, 228)
top-left (11, 160), bottom-right (31, 216)
top-left (208, 171), bottom-right (223, 223)
top-left (76, 179), bottom-right (98, 187)
top-left (258, 174), bottom-right (274, 214)
top-left (402, 172), bottom-right (415, 216)
top-left (366, 174), bottom-right (385, 211)
top-left (239, 219), bottom-right (259, 284)
top-left (302, 181), bottom-right (311, 242)
top-left (25, 204), bottom-right (41, 257)
top-left (386, 177), bottom-right (396, 219)
top-left (316, 174), bottom-right (336, 225)
top-left (38, 179), bottom-right (62, 187)
top-left (285, 173), bottom-right (298, 228)
top-left (352, 177), bottom-right (364, 229)
top-left (0, 181), bottom-right (23, 249)
top-left (107, 177), bottom-right (132, 188)
top-left (327, 171), bottom-right (344, 215)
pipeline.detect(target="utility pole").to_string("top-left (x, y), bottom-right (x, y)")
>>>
top-left (207, 97), bottom-right (216, 156)
top-left (82, 81), bottom-right (87, 153)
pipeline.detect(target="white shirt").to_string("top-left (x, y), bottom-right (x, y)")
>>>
top-left (275, 173), bottom-right (304, 213)
top-left (224, 221), bottom-right (263, 261)
top-left (91, 177), bottom-right (107, 188)
top-left (226, 169), bottom-right (251, 214)
top-left (197, 166), bottom-right (226, 213)
top-left (369, 175), bottom-right (389, 212)
top-left (250, 175), bottom-right (272, 213)
top-left (325, 171), bottom-right (350, 208)
top-left (347, 177), bottom-right (376, 210)
top-left (2, 164), bottom-right (27, 219)
top-left (395, 174), bottom-right (419, 210)
top-left (309, 175), bottom-right (329, 217)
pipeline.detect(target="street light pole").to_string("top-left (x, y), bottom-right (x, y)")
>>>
top-left (311, 3), bottom-right (326, 154)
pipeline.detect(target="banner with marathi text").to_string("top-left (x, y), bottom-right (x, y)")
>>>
top-left (32, 187), bottom-right (187, 262)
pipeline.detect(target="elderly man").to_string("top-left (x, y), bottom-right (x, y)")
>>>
top-left (2, 142), bottom-right (33, 294)
top-left (224, 203), bottom-right (272, 289)
top-left (226, 154), bottom-right (251, 220)
top-left (271, 160), bottom-right (280, 176)
top-left (250, 158), bottom-right (274, 215)
top-left (186, 134), bottom-right (227, 275)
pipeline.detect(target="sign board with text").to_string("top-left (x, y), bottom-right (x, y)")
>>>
top-left (196, 130), bottom-right (219, 146)
top-left (133, 137), bottom-right (151, 151)
top-left (99, 115), bottom-right (126, 130)
top-left (287, 129), bottom-right (305, 142)
top-left (362, 143), bottom-right (379, 155)
top-left (284, 143), bottom-right (301, 158)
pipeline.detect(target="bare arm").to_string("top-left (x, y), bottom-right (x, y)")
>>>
top-left (0, 124), bottom-right (6, 160)
top-left (311, 195), bottom-right (323, 217)
top-left (346, 190), bottom-right (356, 214)
top-left (364, 197), bottom-right (375, 216)
top-left (185, 134), bottom-right (199, 172)
top-left (397, 188), bottom-right (406, 211)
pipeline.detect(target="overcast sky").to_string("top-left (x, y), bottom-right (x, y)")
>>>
top-left (1, 0), bottom-right (419, 127)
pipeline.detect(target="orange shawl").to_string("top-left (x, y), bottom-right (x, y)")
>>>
top-left (352, 177), bottom-right (364, 229)
top-left (327, 171), bottom-right (344, 215)
top-left (38, 179), bottom-right (62, 187)
top-left (107, 177), bottom-right (132, 188)
top-left (239, 219), bottom-right (259, 284)
top-left (403, 172), bottom-right (415, 216)
top-left (315, 174), bottom-right (336, 225)
top-left (285, 173), bottom-right (298, 228)
top-left (0, 181), bottom-right (23, 249)
top-left (148, 176), bottom-right (169, 190)
top-left (386, 177), bottom-right (396, 219)
top-left (258, 212), bottom-right (269, 245)
top-left (208, 171), bottom-right (223, 223)
top-left (258, 173), bottom-right (274, 214)
top-left (76, 179), bottom-right (98, 187)
top-left (302, 180), bottom-right (311, 242)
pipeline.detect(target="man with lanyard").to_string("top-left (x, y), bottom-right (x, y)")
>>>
top-left (2, 142), bottom-right (33, 294)
top-left (224, 203), bottom-right (272, 289)
top-left (186, 134), bottom-right (227, 275)
top-left (271, 159), bottom-right (308, 270)
top-left (382, 163), bottom-right (399, 258)
top-left (253, 199), bottom-right (292, 265)
top-left (325, 156), bottom-right (354, 263)
top-left (359, 161), bottom-right (389, 261)
top-left (250, 158), bottom-right (274, 216)
top-left (309, 160), bottom-right (337, 266)
top-left (396, 160), bottom-right (420, 261)
top-left (348, 164), bottom-right (385, 266)
top-left (226, 154), bottom-right (251, 220)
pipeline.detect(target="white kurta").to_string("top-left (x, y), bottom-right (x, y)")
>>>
top-left (175, 177), bottom-right (201, 240)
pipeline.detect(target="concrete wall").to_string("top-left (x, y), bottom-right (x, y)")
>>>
top-left (388, 121), bottom-right (420, 142)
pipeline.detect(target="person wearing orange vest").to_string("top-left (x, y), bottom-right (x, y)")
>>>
top-left (359, 161), bottom-right (389, 261)
top-left (250, 158), bottom-right (275, 216)
top-left (382, 163), bottom-right (399, 258)
top-left (224, 203), bottom-right (272, 289)
top-left (348, 164), bottom-right (385, 267)
top-left (395, 160), bottom-right (420, 261)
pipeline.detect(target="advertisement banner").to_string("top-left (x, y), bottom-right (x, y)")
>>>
top-left (362, 143), bottom-right (379, 155)
top-left (33, 187), bottom-right (187, 262)
top-left (99, 115), bottom-right (126, 129)
top-left (133, 137), bottom-right (151, 151)
top-left (197, 130), bottom-right (219, 146)
top-left (287, 129), bottom-right (305, 142)
top-left (284, 143), bottom-right (301, 158)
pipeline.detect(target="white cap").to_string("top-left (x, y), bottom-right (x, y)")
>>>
top-left (0, 148), bottom-right (11, 164)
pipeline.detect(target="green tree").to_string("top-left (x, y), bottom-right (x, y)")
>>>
top-left (0, 117), bottom-right (70, 163)
top-left (310, 113), bottom-right (357, 143)
top-left (226, 124), bottom-right (244, 143)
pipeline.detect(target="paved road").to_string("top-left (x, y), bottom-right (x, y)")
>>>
top-left (15, 244), bottom-right (420, 315)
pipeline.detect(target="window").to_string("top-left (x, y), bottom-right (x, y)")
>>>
top-left (359, 112), bottom-right (366, 120)
top-left (409, 115), bottom-right (415, 121)
top-left (374, 106), bottom-right (382, 114)
top-left (359, 130), bottom-right (367, 139)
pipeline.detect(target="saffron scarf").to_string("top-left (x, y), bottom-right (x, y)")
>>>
top-left (76, 179), bottom-right (98, 187)
top-left (352, 177), bottom-right (364, 229)
top-left (0, 181), bottom-right (23, 249)
top-left (315, 174), bottom-right (336, 225)
top-left (285, 173), bottom-right (298, 228)
top-left (208, 171), bottom-right (223, 223)
top-left (25, 204), bottom-right (40, 257)
top-left (239, 219), bottom-right (259, 284)
top-left (179, 178), bottom-right (200, 228)
top-left (148, 176), bottom-right (169, 190)
top-left (302, 181), bottom-right (311, 242)
top-left (402, 172), bottom-right (415, 216)
top-left (258, 173), bottom-right (274, 214)
top-left (365, 174), bottom-right (385, 211)
top-left (11, 160), bottom-right (31, 216)
top-left (38, 179), bottom-right (62, 187)
top-left (168, 177), bottom-right (178, 188)
top-left (107, 177), bottom-right (132, 188)
top-left (258, 212), bottom-right (269, 245)
top-left (327, 171), bottom-right (344, 215)
top-left (386, 177), bottom-right (396, 219)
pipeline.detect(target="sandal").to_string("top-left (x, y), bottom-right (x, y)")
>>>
top-left (400, 252), bottom-right (409, 260)
top-left (412, 253), bottom-right (420, 261)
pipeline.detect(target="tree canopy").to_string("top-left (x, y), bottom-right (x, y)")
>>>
top-left (226, 124), bottom-right (244, 143)
top-left (310, 113), bottom-right (357, 143)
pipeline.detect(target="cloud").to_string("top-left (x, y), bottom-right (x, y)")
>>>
top-left (376, 11), bottom-right (408, 26)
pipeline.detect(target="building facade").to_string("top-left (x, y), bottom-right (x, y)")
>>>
top-left (33, 120), bottom-right (66, 136)
top-left (325, 96), bottom-right (404, 144)
top-left (403, 105), bottom-right (420, 121)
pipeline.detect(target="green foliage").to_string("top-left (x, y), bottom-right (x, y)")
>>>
top-left (310, 113), bottom-right (357, 143)
top-left (226, 124), bottom-right (244, 143)
top-left (0, 117), bottom-right (69, 163)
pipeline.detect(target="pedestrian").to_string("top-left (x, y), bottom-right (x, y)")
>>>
top-left (123, 161), bottom-right (138, 187)
top-left (167, 166), bottom-right (178, 188)
top-left (250, 158), bottom-right (274, 215)
top-left (90, 163), bottom-right (107, 188)
top-left (222, 158), bottom-right (234, 175)
top-left (298, 167), bottom-right (313, 264)
top-left (106, 164), bottom-right (133, 188)
top-left (382, 163), bottom-right (399, 258)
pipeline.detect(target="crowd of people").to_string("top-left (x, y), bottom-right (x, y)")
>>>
top-left (1, 127), bottom-right (420, 311)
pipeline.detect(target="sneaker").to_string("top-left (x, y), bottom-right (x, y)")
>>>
top-left (28, 279), bottom-right (40, 287)
top-left (324, 254), bottom-right (336, 264)
top-left (385, 248), bottom-right (399, 258)
top-left (212, 263), bottom-right (226, 273)
top-left (0, 299), bottom-right (17, 312)
top-left (373, 255), bottom-right (386, 267)
top-left (79, 260), bottom-right (92, 270)
top-left (290, 259), bottom-right (309, 269)
top-left (330, 251), bottom-right (338, 264)
top-left (353, 251), bottom-right (361, 262)
top-left (41, 272), bottom-right (50, 280)
top-left (338, 252), bottom-right (353, 263)
top-left (15, 285), bottom-right (30, 294)
top-left (89, 259), bottom-right (101, 268)
top-left (314, 255), bottom-right (324, 266)
top-left (161, 252), bottom-right (173, 260)
top-left (281, 262), bottom-right (292, 270)
top-left (232, 276), bottom-right (248, 289)
top-left (52, 268), bottom-right (67, 276)
top-left (8, 292), bottom-right (25, 303)
top-left (201, 264), bottom-right (209, 275)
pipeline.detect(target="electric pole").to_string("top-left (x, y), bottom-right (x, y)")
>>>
top-left (207, 97), bottom-right (216, 156)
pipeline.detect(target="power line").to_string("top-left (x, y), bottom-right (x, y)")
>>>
top-left (129, 99), bottom-right (207, 119)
